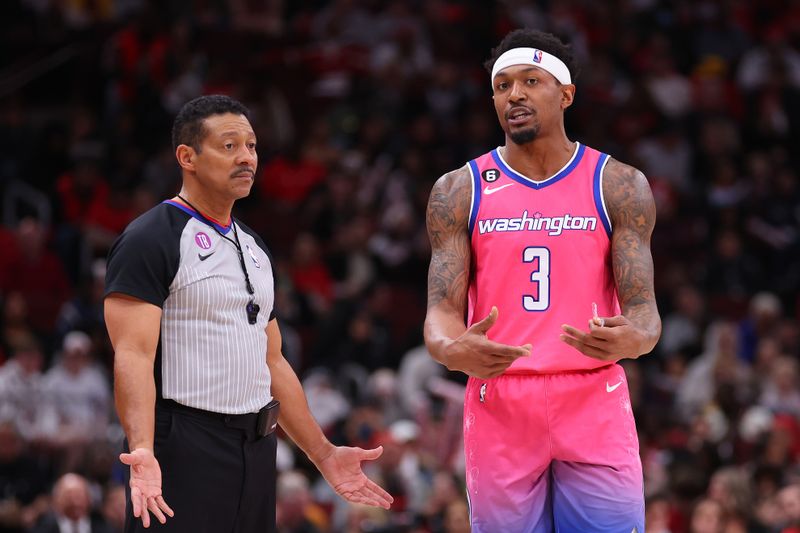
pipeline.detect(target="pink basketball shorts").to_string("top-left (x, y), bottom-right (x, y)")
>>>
top-left (463, 364), bottom-right (644, 533)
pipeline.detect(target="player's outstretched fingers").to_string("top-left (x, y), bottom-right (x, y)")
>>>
top-left (562, 324), bottom-right (606, 349)
top-left (560, 333), bottom-right (614, 360)
top-left (469, 306), bottom-right (499, 334)
top-left (599, 315), bottom-right (627, 327)
top-left (589, 319), bottom-right (614, 339)
top-left (560, 324), bottom-right (589, 342)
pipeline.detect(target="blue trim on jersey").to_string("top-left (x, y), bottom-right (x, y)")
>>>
top-left (592, 153), bottom-right (612, 237)
top-left (468, 159), bottom-right (482, 236)
top-left (163, 200), bottom-right (232, 235)
top-left (490, 143), bottom-right (585, 190)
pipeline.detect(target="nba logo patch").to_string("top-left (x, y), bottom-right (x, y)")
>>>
top-left (245, 244), bottom-right (261, 268)
top-left (533, 50), bottom-right (543, 63)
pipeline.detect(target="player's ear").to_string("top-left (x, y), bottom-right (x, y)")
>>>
top-left (176, 144), bottom-right (196, 172)
top-left (560, 84), bottom-right (575, 110)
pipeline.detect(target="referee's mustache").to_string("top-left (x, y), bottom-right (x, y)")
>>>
top-left (231, 166), bottom-right (255, 179)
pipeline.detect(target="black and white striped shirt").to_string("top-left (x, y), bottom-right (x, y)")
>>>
top-left (105, 200), bottom-right (276, 414)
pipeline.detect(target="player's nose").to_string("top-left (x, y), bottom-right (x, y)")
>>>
top-left (508, 80), bottom-right (526, 101)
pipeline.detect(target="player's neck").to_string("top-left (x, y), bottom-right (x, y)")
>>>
top-left (502, 135), bottom-right (575, 182)
top-left (175, 187), bottom-right (233, 226)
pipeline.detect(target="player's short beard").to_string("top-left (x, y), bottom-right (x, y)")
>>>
top-left (510, 125), bottom-right (540, 145)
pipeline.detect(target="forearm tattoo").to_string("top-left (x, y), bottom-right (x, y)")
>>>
top-left (426, 168), bottom-right (472, 309)
top-left (603, 159), bottom-right (660, 331)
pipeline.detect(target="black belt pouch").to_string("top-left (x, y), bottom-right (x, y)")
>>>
top-left (256, 399), bottom-right (280, 437)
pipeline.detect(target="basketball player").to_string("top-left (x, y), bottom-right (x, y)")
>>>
top-left (424, 29), bottom-right (661, 532)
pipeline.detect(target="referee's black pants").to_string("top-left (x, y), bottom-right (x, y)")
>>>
top-left (124, 402), bottom-right (277, 533)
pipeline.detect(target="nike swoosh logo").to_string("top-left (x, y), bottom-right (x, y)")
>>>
top-left (483, 183), bottom-right (514, 195)
top-left (606, 380), bottom-right (623, 393)
top-left (198, 252), bottom-right (215, 261)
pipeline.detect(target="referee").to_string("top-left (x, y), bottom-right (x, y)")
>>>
top-left (104, 95), bottom-right (393, 532)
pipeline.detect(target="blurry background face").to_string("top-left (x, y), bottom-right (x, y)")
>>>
top-left (645, 497), bottom-right (670, 531)
top-left (691, 499), bottom-right (724, 533)
top-left (62, 332), bottom-right (92, 374)
top-left (15, 345), bottom-right (43, 375)
top-left (16, 218), bottom-right (46, 259)
top-left (2, 292), bottom-right (28, 323)
top-left (780, 485), bottom-right (800, 525)
top-left (62, 348), bottom-right (88, 374)
top-left (0, 424), bottom-right (22, 462)
top-left (53, 474), bottom-right (91, 521)
top-left (103, 485), bottom-right (126, 530)
top-left (443, 500), bottom-right (470, 533)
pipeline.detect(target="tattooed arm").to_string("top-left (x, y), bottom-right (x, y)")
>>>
top-left (605, 159), bottom-right (661, 354)
top-left (424, 167), bottom-right (531, 378)
top-left (560, 159), bottom-right (661, 360)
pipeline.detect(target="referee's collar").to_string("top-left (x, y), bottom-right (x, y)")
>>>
top-left (164, 200), bottom-right (233, 235)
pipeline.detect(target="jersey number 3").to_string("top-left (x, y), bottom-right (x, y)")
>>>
top-left (522, 247), bottom-right (550, 311)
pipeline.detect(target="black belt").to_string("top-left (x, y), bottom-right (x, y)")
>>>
top-left (158, 399), bottom-right (280, 437)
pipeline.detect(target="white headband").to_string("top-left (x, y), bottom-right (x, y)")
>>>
top-left (491, 47), bottom-right (572, 86)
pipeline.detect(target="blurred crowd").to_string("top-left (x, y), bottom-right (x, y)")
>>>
top-left (1, 0), bottom-right (800, 532)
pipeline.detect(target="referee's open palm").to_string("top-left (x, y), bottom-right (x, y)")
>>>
top-left (317, 446), bottom-right (394, 509)
top-left (120, 448), bottom-right (175, 528)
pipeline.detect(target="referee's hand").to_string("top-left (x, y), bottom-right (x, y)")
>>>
top-left (316, 446), bottom-right (394, 509)
top-left (120, 448), bottom-right (175, 528)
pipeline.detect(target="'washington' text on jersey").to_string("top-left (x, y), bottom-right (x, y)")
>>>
top-left (477, 210), bottom-right (598, 236)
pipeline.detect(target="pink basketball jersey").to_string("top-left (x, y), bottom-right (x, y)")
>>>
top-left (467, 142), bottom-right (620, 373)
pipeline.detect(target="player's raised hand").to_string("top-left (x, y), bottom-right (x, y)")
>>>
top-left (560, 308), bottom-right (647, 361)
top-left (445, 306), bottom-right (531, 379)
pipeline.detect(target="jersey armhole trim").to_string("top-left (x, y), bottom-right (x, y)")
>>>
top-left (467, 160), bottom-right (481, 236)
top-left (593, 153), bottom-right (612, 237)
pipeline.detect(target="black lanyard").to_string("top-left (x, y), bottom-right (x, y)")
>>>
top-left (177, 195), bottom-right (260, 324)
